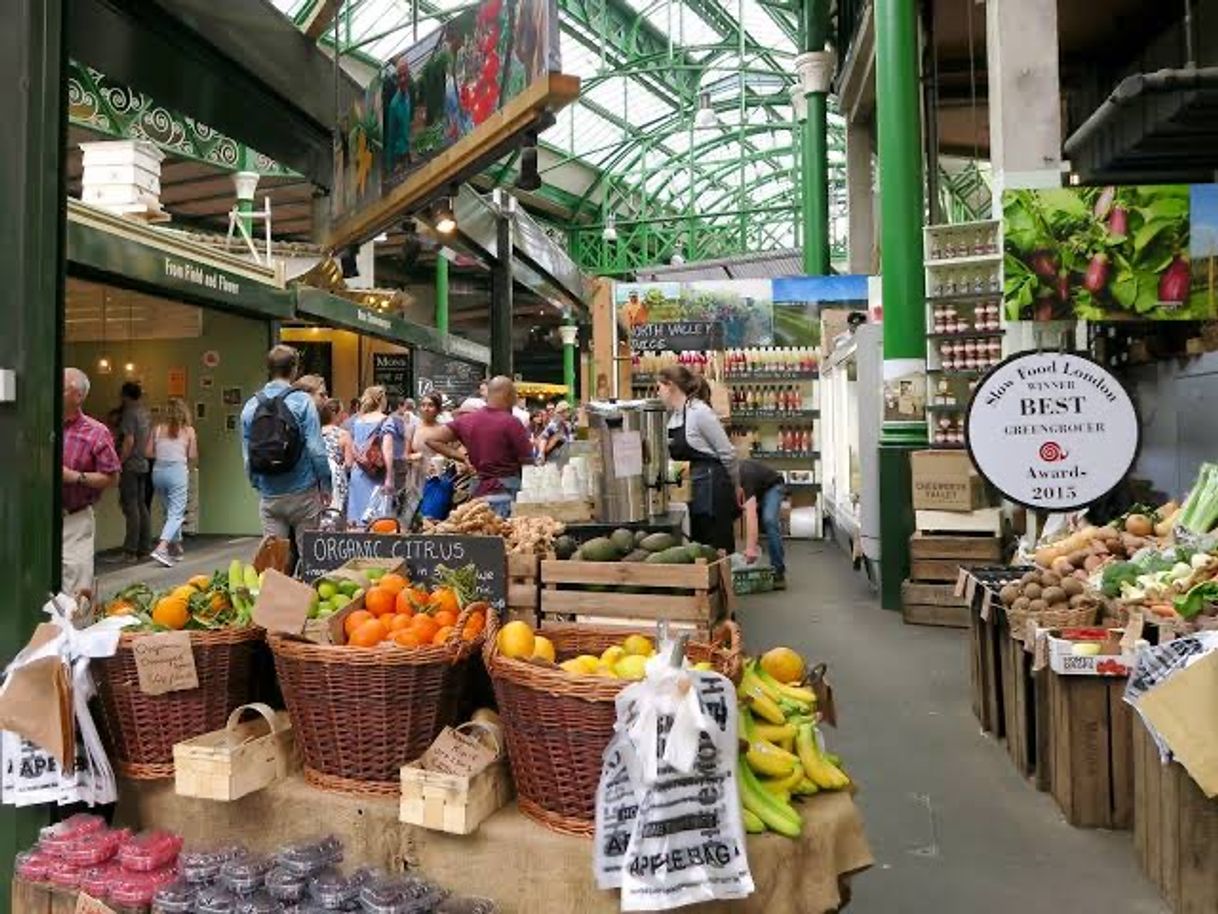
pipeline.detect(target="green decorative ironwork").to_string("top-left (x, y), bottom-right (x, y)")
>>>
top-left (66, 61), bottom-right (298, 178)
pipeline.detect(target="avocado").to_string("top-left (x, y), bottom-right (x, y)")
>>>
top-left (634, 529), bottom-right (650, 547)
top-left (640, 532), bottom-right (679, 553)
top-left (610, 528), bottom-right (636, 556)
top-left (622, 549), bottom-right (650, 563)
top-left (644, 546), bottom-right (695, 564)
top-left (580, 537), bottom-right (621, 562)
top-left (553, 535), bottom-right (577, 560)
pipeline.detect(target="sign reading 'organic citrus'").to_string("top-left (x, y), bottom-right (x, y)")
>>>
top-left (966, 352), bottom-right (1139, 511)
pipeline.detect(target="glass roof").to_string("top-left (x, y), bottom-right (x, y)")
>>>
top-left (271, 0), bottom-right (848, 253)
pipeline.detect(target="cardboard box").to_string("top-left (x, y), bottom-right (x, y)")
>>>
top-left (1047, 632), bottom-right (1146, 676)
top-left (910, 450), bottom-right (987, 512)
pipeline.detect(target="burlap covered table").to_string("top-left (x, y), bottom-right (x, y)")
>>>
top-left (104, 774), bottom-right (873, 913)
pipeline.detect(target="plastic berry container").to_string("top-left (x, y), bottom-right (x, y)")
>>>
top-left (80, 862), bottom-right (126, 899)
top-left (276, 836), bottom-right (343, 877)
top-left (153, 878), bottom-right (201, 914)
top-left (220, 853), bottom-right (275, 895)
top-left (46, 859), bottom-right (83, 888)
top-left (16, 850), bottom-right (53, 882)
top-left (120, 830), bottom-right (184, 872)
top-left (266, 867), bottom-right (311, 903)
top-left (40, 813), bottom-right (106, 844)
top-left (63, 828), bottom-right (129, 866)
top-left (435, 899), bottom-right (498, 914)
top-left (195, 885), bottom-right (241, 914)
top-left (309, 867), bottom-right (372, 910)
top-left (235, 891), bottom-right (285, 914)
top-left (357, 876), bottom-right (447, 914)
top-left (112, 868), bottom-right (180, 907)
top-left (179, 845), bottom-right (245, 884)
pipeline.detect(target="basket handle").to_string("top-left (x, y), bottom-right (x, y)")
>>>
top-left (454, 720), bottom-right (502, 759)
top-left (448, 601), bottom-right (486, 664)
top-left (483, 608), bottom-right (503, 668)
top-left (225, 703), bottom-right (282, 745)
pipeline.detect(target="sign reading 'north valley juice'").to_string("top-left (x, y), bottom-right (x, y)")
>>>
top-left (966, 352), bottom-right (1138, 511)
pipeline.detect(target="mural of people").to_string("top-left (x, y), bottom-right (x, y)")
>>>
top-left (384, 57), bottom-right (414, 174)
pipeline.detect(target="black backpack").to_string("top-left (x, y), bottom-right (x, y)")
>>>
top-left (247, 389), bottom-right (304, 475)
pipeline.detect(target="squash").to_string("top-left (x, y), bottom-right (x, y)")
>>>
top-left (152, 593), bottom-right (190, 630)
top-left (105, 599), bottom-right (136, 617)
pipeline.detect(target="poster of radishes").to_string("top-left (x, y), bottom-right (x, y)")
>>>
top-left (1002, 185), bottom-right (1217, 322)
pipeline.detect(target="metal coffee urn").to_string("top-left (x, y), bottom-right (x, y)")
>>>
top-left (586, 400), bottom-right (670, 522)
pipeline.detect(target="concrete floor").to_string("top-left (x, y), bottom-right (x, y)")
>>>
top-left (95, 535), bottom-right (260, 600)
top-left (737, 541), bottom-right (1168, 914)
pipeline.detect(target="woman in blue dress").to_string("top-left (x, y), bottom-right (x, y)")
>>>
top-left (344, 386), bottom-right (402, 526)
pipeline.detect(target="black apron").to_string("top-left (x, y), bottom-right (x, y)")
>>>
top-left (668, 405), bottom-right (737, 553)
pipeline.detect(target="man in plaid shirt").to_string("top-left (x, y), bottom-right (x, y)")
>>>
top-left (62, 367), bottom-right (120, 602)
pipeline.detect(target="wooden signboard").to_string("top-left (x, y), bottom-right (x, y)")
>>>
top-left (415, 349), bottom-right (485, 403)
top-left (373, 351), bottom-right (412, 400)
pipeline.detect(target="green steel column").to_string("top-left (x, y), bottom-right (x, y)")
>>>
top-left (876, 0), bottom-right (928, 610)
top-left (799, 0), bottom-right (831, 275)
top-left (559, 323), bottom-right (578, 405)
top-left (435, 253), bottom-right (449, 335)
top-left (1, 0), bottom-right (66, 878)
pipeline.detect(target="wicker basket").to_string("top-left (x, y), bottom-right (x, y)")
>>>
top-left (93, 627), bottom-right (263, 779)
top-left (484, 617), bottom-right (743, 837)
top-left (269, 607), bottom-right (483, 797)
top-left (1007, 602), bottom-right (1099, 640)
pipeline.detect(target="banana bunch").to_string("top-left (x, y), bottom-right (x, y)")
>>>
top-left (736, 659), bottom-right (851, 838)
top-left (227, 559), bottom-right (264, 625)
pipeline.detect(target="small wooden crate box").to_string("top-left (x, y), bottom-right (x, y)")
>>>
top-left (506, 553), bottom-right (541, 626)
top-left (174, 703), bottom-right (296, 801)
top-left (399, 725), bottom-right (514, 835)
top-left (539, 555), bottom-right (733, 635)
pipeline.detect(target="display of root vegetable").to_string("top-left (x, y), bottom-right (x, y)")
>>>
top-left (999, 569), bottom-right (1096, 616)
top-left (1032, 524), bottom-right (1151, 577)
top-left (421, 499), bottom-right (566, 555)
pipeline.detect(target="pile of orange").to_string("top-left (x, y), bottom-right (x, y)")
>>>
top-left (341, 572), bottom-right (487, 649)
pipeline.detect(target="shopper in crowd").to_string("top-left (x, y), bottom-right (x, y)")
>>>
top-left (513, 395), bottom-right (531, 430)
top-left (739, 458), bottom-right (787, 589)
top-left (62, 367), bottom-right (121, 604)
top-left (241, 345), bottom-right (332, 563)
top-left (389, 395), bottom-right (421, 523)
top-left (657, 365), bottom-right (741, 553)
top-left (344, 385), bottom-right (401, 525)
top-left (342, 397), bottom-right (360, 433)
top-left (320, 398), bottom-right (352, 515)
top-left (146, 398), bottom-right (198, 567)
top-left (538, 400), bottom-right (574, 465)
top-left (294, 374), bottom-right (328, 410)
top-left (425, 376), bottom-right (534, 516)
top-left (411, 392), bottom-right (446, 465)
top-left (117, 381), bottom-right (152, 562)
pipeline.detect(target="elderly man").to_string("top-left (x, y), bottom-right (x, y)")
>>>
top-left (426, 376), bottom-right (533, 515)
top-left (62, 367), bottom-right (121, 602)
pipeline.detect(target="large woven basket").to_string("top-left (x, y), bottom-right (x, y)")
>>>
top-left (1007, 601), bottom-right (1099, 640)
top-left (93, 627), bottom-right (263, 779)
top-left (485, 617), bottom-right (743, 837)
top-left (268, 607), bottom-right (483, 797)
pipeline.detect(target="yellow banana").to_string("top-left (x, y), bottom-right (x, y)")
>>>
top-left (743, 663), bottom-right (782, 702)
top-left (792, 777), bottom-right (820, 796)
top-left (739, 676), bottom-right (785, 725)
top-left (776, 735), bottom-right (795, 754)
top-left (746, 739), bottom-right (800, 778)
top-left (754, 722), bottom-right (797, 744)
top-left (761, 764), bottom-right (805, 797)
top-left (742, 807), bottom-right (766, 834)
top-left (796, 723), bottom-right (850, 791)
top-left (775, 681), bottom-right (817, 706)
top-left (738, 756), bottom-right (802, 838)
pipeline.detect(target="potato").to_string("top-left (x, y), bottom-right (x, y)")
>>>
top-left (1022, 582), bottom-right (1043, 601)
top-left (1021, 572), bottom-right (1041, 587)
top-left (1061, 577), bottom-right (1085, 597)
top-left (1050, 556), bottom-right (1074, 577)
top-left (1028, 599), bottom-right (1048, 614)
top-left (999, 584), bottom-right (1021, 607)
top-left (1068, 549), bottom-right (1091, 568)
top-left (1042, 586), bottom-right (1067, 606)
top-left (1012, 596), bottom-right (1031, 613)
top-left (1034, 547), bottom-right (1057, 567)
top-left (1125, 514), bottom-right (1154, 538)
top-left (1090, 541), bottom-right (1109, 556)
top-left (1083, 554), bottom-right (1105, 572)
top-left (1098, 525), bottom-right (1120, 542)
top-left (1041, 571), bottom-right (1062, 588)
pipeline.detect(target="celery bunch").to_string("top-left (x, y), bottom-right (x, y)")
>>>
top-left (1179, 463), bottom-right (1218, 534)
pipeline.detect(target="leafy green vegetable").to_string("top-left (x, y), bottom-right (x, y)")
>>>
top-left (1179, 463), bottom-right (1218, 534)
top-left (1101, 562), bottom-right (1141, 598)
top-left (1174, 581), bottom-right (1218, 620)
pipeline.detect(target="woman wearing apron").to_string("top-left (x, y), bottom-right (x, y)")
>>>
top-left (657, 365), bottom-right (741, 553)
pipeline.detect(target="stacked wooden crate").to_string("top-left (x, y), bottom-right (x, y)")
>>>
top-left (902, 531), bottom-right (1002, 628)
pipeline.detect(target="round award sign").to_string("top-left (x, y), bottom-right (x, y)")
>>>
top-left (966, 352), bottom-right (1139, 512)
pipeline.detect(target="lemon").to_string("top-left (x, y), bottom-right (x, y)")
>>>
top-left (1072, 642), bottom-right (1102, 657)
top-left (574, 654), bottom-right (601, 674)
top-left (559, 659), bottom-right (584, 674)
top-left (691, 661), bottom-right (713, 671)
top-left (622, 634), bottom-right (654, 657)
top-left (601, 645), bottom-right (626, 667)
top-left (498, 621), bottom-right (536, 659)
top-left (615, 655), bottom-right (648, 680)
top-left (597, 663), bottom-right (619, 679)
top-left (532, 636), bottom-right (556, 663)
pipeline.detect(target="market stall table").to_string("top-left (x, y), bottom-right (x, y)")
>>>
top-left (104, 773), bottom-right (873, 914)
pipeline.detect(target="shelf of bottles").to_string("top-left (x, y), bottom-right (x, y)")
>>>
top-left (924, 220), bottom-right (1002, 451)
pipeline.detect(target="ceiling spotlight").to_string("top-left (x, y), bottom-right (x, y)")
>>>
top-left (97, 357), bottom-right (112, 374)
top-left (433, 196), bottom-right (457, 235)
top-left (694, 93), bottom-right (718, 129)
top-left (374, 232), bottom-right (389, 242)
top-left (671, 251), bottom-right (685, 266)
top-left (602, 214), bottom-right (617, 242)
top-left (516, 133), bottom-right (542, 191)
top-left (124, 362), bottom-right (136, 374)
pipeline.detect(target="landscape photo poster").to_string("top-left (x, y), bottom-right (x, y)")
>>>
top-left (771, 274), bottom-right (870, 348)
top-left (615, 280), bottom-right (774, 348)
top-left (1002, 184), bottom-right (1217, 322)
top-left (333, 0), bottom-right (560, 221)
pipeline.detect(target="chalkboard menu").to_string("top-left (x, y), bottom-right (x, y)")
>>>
top-left (629, 321), bottom-right (724, 352)
top-left (372, 352), bottom-right (412, 399)
top-left (298, 532), bottom-right (507, 612)
top-left (415, 349), bottom-right (485, 403)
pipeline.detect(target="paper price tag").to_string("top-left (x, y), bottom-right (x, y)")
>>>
top-left (1121, 612), bottom-right (1145, 652)
top-left (1025, 619), bottom-right (1039, 650)
top-left (76, 892), bottom-right (117, 914)
top-left (611, 430), bottom-right (643, 479)
top-left (132, 631), bottom-right (198, 696)
top-left (419, 726), bottom-right (497, 777)
top-left (954, 568), bottom-right (969, 599)
top-left (253, 568), bottom-right (315, 634)
top-left (979, 593), bottom-right (992, 622)
top-left (1032, 632), bottom-right (1050, 672)
top-left (965, 577), bottom-right (978, 605)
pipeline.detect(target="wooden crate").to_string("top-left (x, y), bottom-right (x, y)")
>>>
top-left (1033, 667), bottom-right (1052, 792)
top-left (900, 580), bottom-right (968, 628)
top-left (909, 532), bottom-right (1002, 583)
top-left (173, 703), bottom-right (296, 801)
top-left (11, 879), bottom-right (50, 914)
top-left (399, 757), bottom-right (514, 835)
top-left (967, 591), bottom-right (1004, 735)
top-left (540, 556), bottom-right (732, 633)
top-left (1047, 670), bottom-right (1133, 829)
top-left (507, 553), bottom-right (540, 626)
top-left (998, 621), bottom-right (1038, 780)
top-left (915, 507), bottom-right (1003, 536)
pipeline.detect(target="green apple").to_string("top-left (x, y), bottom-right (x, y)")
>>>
top-left (315, 600), bottom-right (333, 617)
top-left (317, 581), bottom-right (338, 601)
top-left (349, 588), bottom-right (365, 603)
top-left (366, 568), bottom-right (386, 581)
top-left (331, 593), bottom-right (352, 610)
top-left (338, 580), bottom-right (360, 597)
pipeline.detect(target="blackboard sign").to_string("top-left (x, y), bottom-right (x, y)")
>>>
top-left (416, 349), bottom-right (485, 404)
top-left (297, 532), bottom-right (507, 612)
top-left (629, 321), bottom-right (724, 352)
top-left (372, 352), bottom-right (412, 400)
top-left (294, 341), bottom-right (334, 393)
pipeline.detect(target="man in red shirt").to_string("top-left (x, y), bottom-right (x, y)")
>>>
top-left (62, 367), bottom-right (121, 603)
top-left (426, 376), bottom-right (533, 514)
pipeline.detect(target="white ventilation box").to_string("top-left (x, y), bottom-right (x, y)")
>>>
top-left (79, 140), bottom-right (165, 213)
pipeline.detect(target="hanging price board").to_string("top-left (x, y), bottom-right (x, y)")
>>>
top-left (966, 352), bottom-right (1139, 511)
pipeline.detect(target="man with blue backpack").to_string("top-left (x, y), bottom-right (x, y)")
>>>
top-left (241, 345), bottom-right (332, 563)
